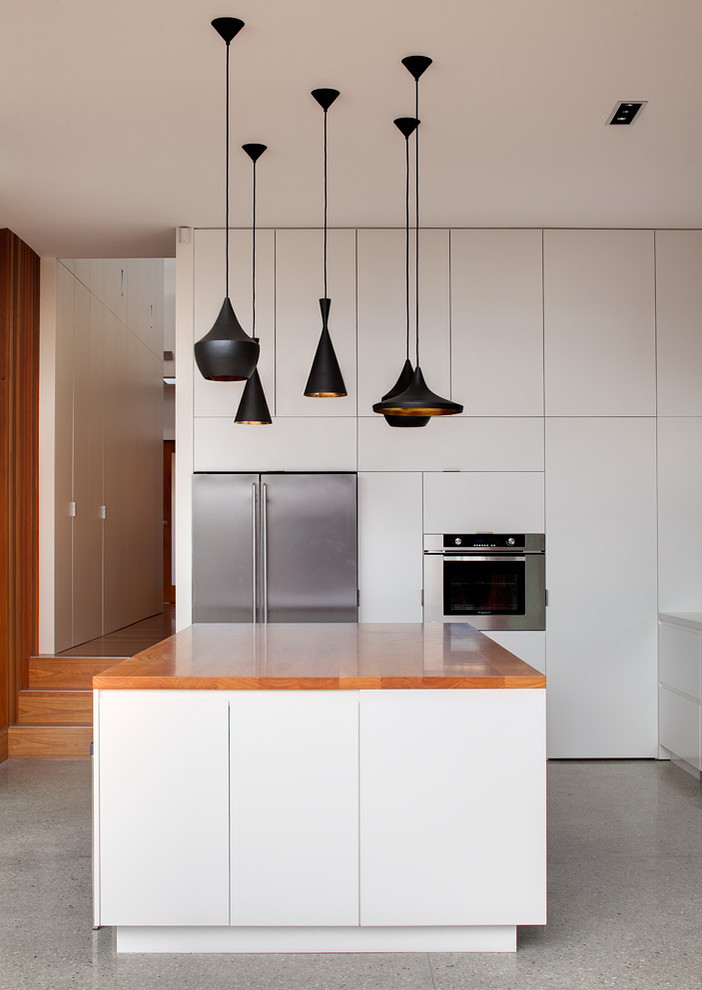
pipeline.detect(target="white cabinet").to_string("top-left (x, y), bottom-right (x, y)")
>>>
top-left (54, 264), bottom-right (75, 652)
top-left (53, 260), bottom-right (164, 649)
top-left (544, 417), bottom-right (658, 757)
top-left (103, 259), bottom-right (128, 324)
top-left (655, 230), bottom-right (702, 416)
top-left (450, 229), bottom-right (543, 416)
top-left (357, 229), bottom-right (407, 415)
top-left (71, 284), bottom-right (103, 645)
top-left (358, 472), bottom-right (422, 622)
top-left (359, 689), bottom-right (546, 925)
top-left (193, 416), bottom-right (357, 472)
top-left (657, 417), bottom-right (702, 612)
top-left (658, 616), bottom-right (702, 775)
top-left (95, 690), bottom-right (230, 926)
top-left (358, 416), bottom-right (544, 473)
top-left (229, 691), bottom-right (359, 926)
top-left (95, 683), bottom-right (546, 947)
top-left (357, 228), bottom-right (451, 418)
top-left (543, 230), bottom-right (656, 416)
top-left (423, 471), bottom-right (545, 534)
top-left (275, 229), bottom-right (357, 416)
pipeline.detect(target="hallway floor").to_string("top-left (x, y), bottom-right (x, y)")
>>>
top-left (55, 606), bottom-right (176, 658)
top-left (0, 759), bottom-right (699, 990)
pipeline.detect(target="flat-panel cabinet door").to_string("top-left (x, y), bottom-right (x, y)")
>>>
top-left (229, 691), bottom-right (359, 926)
top-left (357, 229), bottom-right (450, 417)
top-left (543, 230), bottom-right (656, 416)
top-left (72, 286), bottom-right (103, 644)
top-left (54, 264), bottom-right (75, 652)
top-left (359, 689), bottom-right (546, 926)
top-left (192, 473), bottom-right (257, 621)
top-left (655, 230), bottom-right (702, 416)
top-left (358, 472), bottom-right (422, 622)
top-left (275, 229), bottom-right (357, 417)
top-left (545, 417), bottom-right (658, 757)
top-left (262, 472), bottom-right (357, 622)
top-left (96, 690), bottom-right (230, 926)
top-left (451, 229), bottom-right (543, 416)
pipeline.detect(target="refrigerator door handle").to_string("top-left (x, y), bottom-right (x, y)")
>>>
top-left (251, 482), bottom-right (257, 623)
top-left (262, 482), bottom-right (269, 623)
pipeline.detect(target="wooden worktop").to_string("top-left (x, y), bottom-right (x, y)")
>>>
top-left (93, 623), bottom-right (545, 690)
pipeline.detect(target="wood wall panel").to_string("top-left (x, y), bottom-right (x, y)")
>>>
top-left (0, 229), bottom-right (41, 756)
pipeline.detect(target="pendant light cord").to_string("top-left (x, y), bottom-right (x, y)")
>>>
top-left (251, 159), bottom-right (257, 336)
top-left (405, 133), bottom-right (411, 362)
top-left (224, 39), bottom-right (231, 300)
top-left (414, 78), bottom-right (420, 367)
top-left (323, 107), bottom-right (329, 299)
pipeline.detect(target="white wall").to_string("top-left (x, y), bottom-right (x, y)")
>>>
top-left (176, 225), bottom-right (702, 758)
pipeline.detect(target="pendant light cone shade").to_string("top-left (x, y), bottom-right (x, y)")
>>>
top-left (194, 16), bottom-right (260, 383)
top-left (373, 365), bottom-right (462, 416)
top-left (235, 340), bottom-right (272, 423)
top-left (305, 88), bottom-right (347, 397)
top-left (304, 298), bottom-right (346, 396)
top-left (380, 358), bottom-right (430, 428)
top-left (194, 299), bottom-right (259, 381)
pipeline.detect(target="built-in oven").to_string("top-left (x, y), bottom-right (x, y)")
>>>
top-left (423, 533), bottom-right (546, 629)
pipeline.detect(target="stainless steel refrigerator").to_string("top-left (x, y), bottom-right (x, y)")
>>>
top-left (192, 472), bottom-right (358, 623)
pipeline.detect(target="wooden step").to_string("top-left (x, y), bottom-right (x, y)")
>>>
top-left (16, 690), bottom-right (93, 726)
top-left (8, 726), bottom-right (93, 759)
top-left (28, 656), bottom-right (120, 690)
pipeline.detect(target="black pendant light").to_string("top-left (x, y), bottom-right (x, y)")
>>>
top-left (194, 17), bottom-right (260, 383)
top-left (379, 116), bottom-right (429, 429)
top-left (304, 88), bottom-right (347, 398)
top-left (373, 56), bottom-right (463, 419)
top-left (235, 143), bottom-right (272, 425)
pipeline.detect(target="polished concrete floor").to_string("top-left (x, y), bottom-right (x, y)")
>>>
top-left (0, 759), bottom-right (700, 990)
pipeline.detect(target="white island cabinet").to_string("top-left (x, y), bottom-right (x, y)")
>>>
top-left (93, 623), bottom-right (547, 953)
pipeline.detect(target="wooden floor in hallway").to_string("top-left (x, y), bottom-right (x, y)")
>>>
top-left (55, 605), bottom-right (176, 659)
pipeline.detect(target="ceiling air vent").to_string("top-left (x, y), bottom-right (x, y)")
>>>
top-left (607, 101), bottom-right (646, 125)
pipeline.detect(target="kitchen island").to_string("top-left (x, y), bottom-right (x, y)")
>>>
top-left (92, 623), bottom-right (546, 953)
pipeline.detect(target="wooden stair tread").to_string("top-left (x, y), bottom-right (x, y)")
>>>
top-left (8, 726), bottom-right (92, 759)
top-left (16, 689), bottom-right (93, 726)
top-left (28, 656), bottom-right (122, 690)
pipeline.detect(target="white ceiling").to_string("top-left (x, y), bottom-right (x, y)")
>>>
top-left (2, 0), bottom-right (702, 259)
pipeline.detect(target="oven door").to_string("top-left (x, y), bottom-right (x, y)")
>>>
top-left (424, 552), bottom-right (545, 630)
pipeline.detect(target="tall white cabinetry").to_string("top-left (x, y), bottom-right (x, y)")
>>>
top-left (654, 231), bottom-right (702, 613)
top-left (53, 260), bottom-right (164, 651)
top-left (545, 417), bottom-right (657, 757)
top-left (655, 232), bottom-right (702, 774)
top-left (543, 231), bottom-right (658, 757)
top-left (543, 230), bottom-right (656, 416)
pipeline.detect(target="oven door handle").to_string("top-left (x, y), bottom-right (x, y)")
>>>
top-left (440, 555), bottom-right (527, 563)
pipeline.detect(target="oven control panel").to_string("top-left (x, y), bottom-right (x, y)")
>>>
top-left (443, 534), bottom-right (526, 549)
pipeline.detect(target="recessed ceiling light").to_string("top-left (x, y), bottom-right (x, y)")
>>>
top-left (607, 101), bottom-right (646, 125)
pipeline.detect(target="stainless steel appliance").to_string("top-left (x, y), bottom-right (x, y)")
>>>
top-left (423, 533), bottom-right (546, 629)
top-left (193, 473), bottom-right (358, 623)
